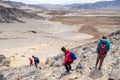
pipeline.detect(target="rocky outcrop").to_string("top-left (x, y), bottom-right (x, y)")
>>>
top-left (0, 55), bottom-right (5, 62)
top-left (0, 74), bottom-right (6, 80)
top-left (0, 30), bottom-right (120, 80)
top-left (0, 55), bottom-right (10, 71)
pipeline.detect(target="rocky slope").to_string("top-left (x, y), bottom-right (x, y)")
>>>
top-left (0, 6), bottom-right (43, 23)
top-left (0, 0), bottom-right (42, 11)
top-left (0, 30), bottom-right (120, 80)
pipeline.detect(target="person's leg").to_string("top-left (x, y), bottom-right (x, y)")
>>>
top-left (37, 62), bottom-right (41, 69)
top-left (68, 61), bottom-right (73, 70)
top-left (98, 54), bottom-right (106, 70)
top-left (68, 62), bottom-right (71, 70)
top-left (30, 62), bottom-right (33, 66)
top-left (64, 63), bottom-right (69, 72)
top-left (35, 61), bottom-right (37, 68)
top-left (95, 54), bottom-right (100, 69)
top-left (35, 63), bottom-right (37, 68)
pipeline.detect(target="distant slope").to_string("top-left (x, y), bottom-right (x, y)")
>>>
top-left (36, 4), bottom-right (68, 10)
top-left (36, 0), bottom-right (120, 10)
top-left (0, 0), bottom-right (43, 12)
top-left (0, 6), bottom-right (43, 23)
top-left (0, 0), bottom-right (44, 23)
top-left (69, 0), bottom-right (120, 10)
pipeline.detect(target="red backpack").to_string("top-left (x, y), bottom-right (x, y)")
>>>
top-left (98, 43), bottom-right (107, 54)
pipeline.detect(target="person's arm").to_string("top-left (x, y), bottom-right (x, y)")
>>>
top-left (107, 40), bottom-right (110, 51)
top-left (62, 54), bottom-right (69, 65)
top-left (96, 40), bottom-right (101, 52)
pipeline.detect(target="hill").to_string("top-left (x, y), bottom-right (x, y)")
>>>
top-left (0, 0), bottom-right (43, 12)
top-left (36, 0), bottom-right (120, 10)
top-left (0, 0), bottom-right (44, 23)
top-left (0, 30), bottom-right (120, 80)
top-left (0, 6), bottom-right (43, 23)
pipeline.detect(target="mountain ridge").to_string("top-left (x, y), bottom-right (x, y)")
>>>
top-left (68, 0), bottom-right (120, 10)
top-left (37, 0), bottom-right (120, 10)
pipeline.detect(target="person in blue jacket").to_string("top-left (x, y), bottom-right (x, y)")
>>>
top-left (95, 36), bottom-right (110, 70)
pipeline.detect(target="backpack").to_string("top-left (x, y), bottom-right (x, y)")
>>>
top-left (69, 52), bottom-right (77, 60)
top-left (98, 43), bottom-right (107, 54)
top-left (34, 57), bottom-right (39, 62)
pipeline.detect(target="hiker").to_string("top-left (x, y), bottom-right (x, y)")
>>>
top-left (32, 56), bottom-right (41, 69)
top-left (29, 57), bottom-right (33, 66)
top-left (95, 36), bottom-right (110, 70)
top-left (61, 47), bottom-right (75, 73)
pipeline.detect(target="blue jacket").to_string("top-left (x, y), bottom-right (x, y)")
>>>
top-left (97, 39), bottom-right (110, 52)
top-left (34, 57), bottom-right (39, 61)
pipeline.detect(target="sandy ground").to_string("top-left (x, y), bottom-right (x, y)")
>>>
top-left (0, 18), bottom-right (93, 67)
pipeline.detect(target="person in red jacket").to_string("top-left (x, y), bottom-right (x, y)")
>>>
top-left (61, 47), bottom-right (73, 73)
top-left (29, 57), bottom-right (33, 66)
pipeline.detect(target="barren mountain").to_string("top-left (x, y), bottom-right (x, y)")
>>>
top-left (0, 0), bottom-right (44, 13)
top-left (69, 0), bottom-right (120, 10)
top-left (0, 5), bottom-right (43, 23)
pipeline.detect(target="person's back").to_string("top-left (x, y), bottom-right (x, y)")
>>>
top-left (97, 38), bottom-right (110, 54)
top-left (34, 57), bottom-right (39, 61)
top-left (95, 36), bottom-right (110, 70)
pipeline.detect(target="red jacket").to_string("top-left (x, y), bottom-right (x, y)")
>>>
top-left (29, 58), bottom-right (33, 63)
top-left (62, 50), bottom-right (72, 65)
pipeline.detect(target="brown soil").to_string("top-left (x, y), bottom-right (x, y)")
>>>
top-left (49, 16), bottom-right (120, 38)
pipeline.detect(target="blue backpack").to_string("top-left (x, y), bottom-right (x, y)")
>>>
top-left (69, 52), bottom-right (77, 60)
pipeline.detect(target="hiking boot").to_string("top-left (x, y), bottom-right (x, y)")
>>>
top-left (70, 69), bottom-right (73, 71)
top-left (65, 71), bottom-right (69, 73)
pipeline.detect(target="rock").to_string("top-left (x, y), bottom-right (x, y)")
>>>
top-left (0, 55), bottom-right (6, 62)
top-left (53, 54), bottom-right (63, 60)
top-left (53, 61), bottom-right (61, 67)
top-left (28, 31), bottom-right (37, 33)
top-left (0, 74), bottom-right (6, 80)
top-left (109, 68), bottom-right (120, 80)
top-left (0, 55), bottom-right (10, 70)
top-left (109, 30), bottom-right (120, 37)
top-left (45, 57), bottom-right (55, 67)
top-left (83, 47), bottom-right (88, 51)
top-left (76, 63), bottom-right (83, 70)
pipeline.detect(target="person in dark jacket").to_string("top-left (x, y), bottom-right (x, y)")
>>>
top-left (61, 47), bottom-right (73, 73)
top-left (32, 56), bottom-right (41, 69)
top-left (95, 36), bottom-right (110, 70)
